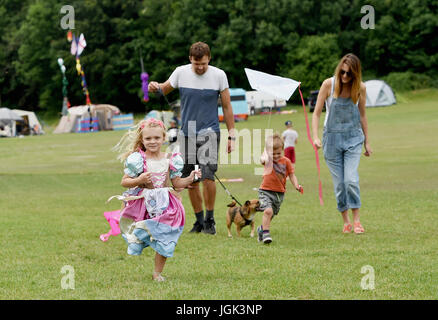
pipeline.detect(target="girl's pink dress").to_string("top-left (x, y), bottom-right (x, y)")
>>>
top-left (109, 150), bottom-right (185, 257)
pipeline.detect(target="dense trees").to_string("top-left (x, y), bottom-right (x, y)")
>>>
top-left (0, 0), bottom-right (436, 114)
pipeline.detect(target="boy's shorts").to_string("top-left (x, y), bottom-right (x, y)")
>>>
top-left (258, 189), bottom-right (285, 216)
top-left (180, 133), bottom-right (220, 181)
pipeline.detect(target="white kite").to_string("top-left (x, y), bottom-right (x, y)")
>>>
top-left (244, 67), bottom-right (324, 206)
top-left (244, 68), bottom-right (300, 101)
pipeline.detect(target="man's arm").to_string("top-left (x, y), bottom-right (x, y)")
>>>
top-left (220, 88), bottom-right (235, 153)
top-left (148, 80), bottom-right (174, 95)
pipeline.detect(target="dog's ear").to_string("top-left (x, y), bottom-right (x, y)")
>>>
top-left (227, 200), bottom-right (237, 207)
top-left (244, 200), bottom-right (250, 207)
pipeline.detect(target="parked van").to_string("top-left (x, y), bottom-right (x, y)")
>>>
top-left (246, 90), bottom-right (287, 115)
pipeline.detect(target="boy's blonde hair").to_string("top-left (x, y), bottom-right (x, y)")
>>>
top-left (265, 133), bottom-right (284, 150)
top-left (113, 118), bottom-right (166, 162)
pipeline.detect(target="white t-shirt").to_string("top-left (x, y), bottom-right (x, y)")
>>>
top-left (282, 129), bottom-right (298, 148)
top-left (168, 64), bottom-right (229, 136)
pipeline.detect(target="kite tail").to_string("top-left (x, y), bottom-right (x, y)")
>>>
top-left (299, 85), bottom-right (324, 206)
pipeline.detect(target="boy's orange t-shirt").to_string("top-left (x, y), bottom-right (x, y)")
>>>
top-left (260, 156), bottom-right (294, 193)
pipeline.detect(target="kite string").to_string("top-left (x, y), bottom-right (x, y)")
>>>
top-left (298, 85), bottom-right (324, 206)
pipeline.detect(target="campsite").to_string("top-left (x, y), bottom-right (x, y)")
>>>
top-left (1, 89), bottom-right (438, 300)
top-left (1, 0), bottom-right (437, 305)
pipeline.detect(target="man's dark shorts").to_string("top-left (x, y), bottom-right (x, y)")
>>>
top-left (179, 133), bottom-right (220, 181)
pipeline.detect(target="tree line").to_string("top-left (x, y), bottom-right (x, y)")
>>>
top-left (0, 0), bottom-right (437, 115)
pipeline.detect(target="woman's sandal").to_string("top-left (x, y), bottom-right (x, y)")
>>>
top-left (343, 223), bottom-right (353, 233)
top-left (353, 222), bottom-right (365, 234)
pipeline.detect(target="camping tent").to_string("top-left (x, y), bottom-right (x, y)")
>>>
top-left (53, 104), bottom-right (120, 134)
top-left (365, 80), bottom-right (396, 107)
top-left (0, 108), bottom-right (22, 137)
top-left (12, 109), bottom-right (45, 135)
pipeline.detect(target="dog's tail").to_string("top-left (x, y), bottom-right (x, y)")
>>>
top-left (227, 200), bottom-right (237, 207)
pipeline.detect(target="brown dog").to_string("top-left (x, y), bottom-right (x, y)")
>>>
top-left (226, 199), bottom-right (261, 238)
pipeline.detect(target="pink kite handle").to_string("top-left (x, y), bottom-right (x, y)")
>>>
top-left (100, 233), bottom-right (111, 242)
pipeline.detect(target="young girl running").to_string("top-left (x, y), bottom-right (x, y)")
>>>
top-left (109, 118), bottom-right (201, 281)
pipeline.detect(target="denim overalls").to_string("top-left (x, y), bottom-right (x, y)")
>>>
top-left (323, 78), bottom-right (364, 212)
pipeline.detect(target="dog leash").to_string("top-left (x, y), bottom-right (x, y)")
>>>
top-left (214, 172), bottom-right (243, 207)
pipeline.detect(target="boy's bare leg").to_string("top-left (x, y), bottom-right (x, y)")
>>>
top-left (262, 208), bottom-right (274, 231)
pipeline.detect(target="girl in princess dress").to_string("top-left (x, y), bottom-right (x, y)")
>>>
top-left (109, 118), bottom-right (201, 282)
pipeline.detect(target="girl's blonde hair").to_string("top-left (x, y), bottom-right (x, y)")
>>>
top-left (112, 118), bottom-right (166, 162)
top-left (333, 53), bottom-right (362, 104)
top-left (265, 133), bottom-right (284, 150)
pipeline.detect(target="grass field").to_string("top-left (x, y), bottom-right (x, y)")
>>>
top-left (1, 89), bottom-right (438, 300)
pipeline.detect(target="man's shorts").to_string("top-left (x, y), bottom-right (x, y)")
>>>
top-left (179, 133), bottom-right (220, 181)
top-left (258, 189), bottom-right (285, 216)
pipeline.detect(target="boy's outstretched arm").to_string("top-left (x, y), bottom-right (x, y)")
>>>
top-left (289, 173), bottom-right (303, 193)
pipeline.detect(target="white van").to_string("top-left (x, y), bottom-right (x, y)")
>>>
top-left (245, 90), bottom-right (287, 115)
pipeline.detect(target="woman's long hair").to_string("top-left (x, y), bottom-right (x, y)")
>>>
top-left (333, 53), bottom-right (362, 104)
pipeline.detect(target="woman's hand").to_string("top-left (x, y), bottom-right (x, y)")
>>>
top-left (364, 142), bottom-right (373, 157)
top-left (313, 137), bottom-right (322, 149)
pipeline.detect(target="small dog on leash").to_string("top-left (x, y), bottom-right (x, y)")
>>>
top-left (226, 199), bottom-right (261, 238)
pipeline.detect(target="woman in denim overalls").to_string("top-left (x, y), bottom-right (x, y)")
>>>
top-left (312, 54), bottom-right (372, 234)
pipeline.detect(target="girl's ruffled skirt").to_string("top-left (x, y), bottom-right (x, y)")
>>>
top-left (120, 192), bottom-right (185, 258)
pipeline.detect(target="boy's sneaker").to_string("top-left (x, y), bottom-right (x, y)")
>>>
top-left (189, 221), bottom-right (203, 233)
top-left (202, 218), bottom-right (216, 235)
top-left (262, 232), bottom-right (272, 244)
top-left (257, 226), bottom-right (263, 242)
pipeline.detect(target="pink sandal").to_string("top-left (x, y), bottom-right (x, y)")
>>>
top-left (353, 222), bottom-right (365, 234)
top-left (343, 223), bottom-right (352, 233)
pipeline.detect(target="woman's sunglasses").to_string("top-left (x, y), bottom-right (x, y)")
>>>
top-left (341, 70), bottom-right (352, 77)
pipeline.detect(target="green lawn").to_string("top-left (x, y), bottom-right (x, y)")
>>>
top-left (1, 89), bottom-right (438, 299)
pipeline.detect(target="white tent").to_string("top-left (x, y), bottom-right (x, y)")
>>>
top-left (53, 104), bottom-right (120, 134)
top-left (12, 109), bottom-right (45, 135)
top-left (365, 80), bottom-right (396, 107)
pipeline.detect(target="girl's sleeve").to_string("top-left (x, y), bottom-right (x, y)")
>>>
top-left (169, 153), bottom-right (184, 179)
top-left (124, 152), bottom-right (143, 177)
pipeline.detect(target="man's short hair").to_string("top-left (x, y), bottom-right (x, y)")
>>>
top-left (189, 42), bottom-right (211, 60)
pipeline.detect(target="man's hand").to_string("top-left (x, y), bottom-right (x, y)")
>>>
top-left (148, 81), bottom-right (160, 93)
top-left (227, 139), bottom-right (235, 153)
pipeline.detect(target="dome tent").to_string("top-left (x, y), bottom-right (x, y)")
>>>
top-left (365, 80), bottom-right (396, 107)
